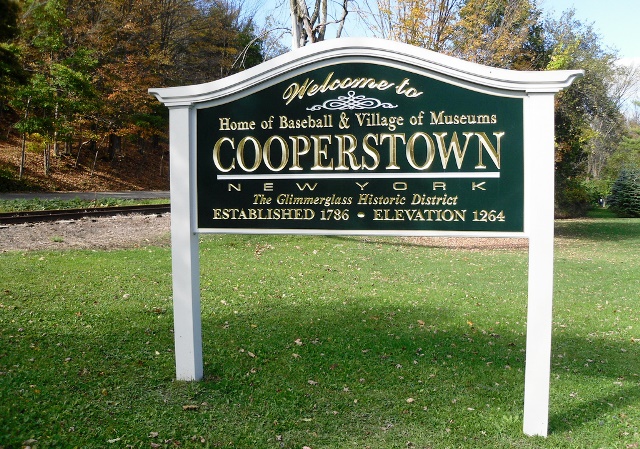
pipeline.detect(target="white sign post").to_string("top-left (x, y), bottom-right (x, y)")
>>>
top-left (150, 38), bottom-right (582, 437)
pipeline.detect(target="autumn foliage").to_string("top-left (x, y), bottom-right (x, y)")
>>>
top-left (0, 0), bottom-right (263, 189)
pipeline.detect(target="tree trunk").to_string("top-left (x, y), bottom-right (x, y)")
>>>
top-left (91, 140), bottom-right (98, 176)
top-left (44, 142), bottom-right (51, 176)
top-left (19, 98), bottom-right (30, 179)
top-left (53, 103), bottom-right (60, 157)
top-left (19, 133), bottom-right (26, 180)
top-left (108, 133), bottom-right (121, 161)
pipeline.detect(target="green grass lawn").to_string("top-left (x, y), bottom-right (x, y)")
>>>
top-left (1, 218), bottom-right (638, 448)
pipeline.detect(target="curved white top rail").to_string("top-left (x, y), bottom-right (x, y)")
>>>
top-left (149, 38), bottom-right (583, 106)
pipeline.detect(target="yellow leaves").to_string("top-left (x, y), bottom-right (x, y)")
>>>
top-left (182, 404), bottom-right (199, 411)
top-left (547, 39), bottom-right (582, 71)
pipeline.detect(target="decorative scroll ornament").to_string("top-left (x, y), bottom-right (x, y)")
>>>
top-left (307, 91), bottom-right (398, 111)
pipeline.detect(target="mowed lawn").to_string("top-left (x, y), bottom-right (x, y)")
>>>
top-left (1, 217), bottom-right (638, 448)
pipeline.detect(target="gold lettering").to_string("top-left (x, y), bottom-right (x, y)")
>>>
top-left (475, 132), bottom-right (504, 169)
top-left (311, 135), bottom-right (333, 170)
top-left (213, 137), bottom-right (235, 172)
top-left (335, 134), bottom-right (359, 170)
top-left (263, 135), bottom-right (288, 171)
top-left (380, 133), bottom-right (406, 170)
top-left (236, 136), bottom-right (261, 172)
top-left (433, 132), bottom-right (473, 169)
top-left (362, 134), bottom-right (381, 170)
top-left (406, 132), bottom-right (435, 170)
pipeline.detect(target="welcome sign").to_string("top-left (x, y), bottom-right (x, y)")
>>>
top-left (196, 63), bottom-right (524, 233)
top-left (150, 38), bottom-right (582, 437)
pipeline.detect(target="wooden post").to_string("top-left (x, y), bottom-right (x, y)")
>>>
top-left (522, 92), bottom-right (557, 436)
top-left (168, 106), bottom-right (203, 381)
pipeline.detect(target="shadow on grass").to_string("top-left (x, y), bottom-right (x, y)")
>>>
top-left (549, 384), bottom-right (640, 433)
top-left (2, 288), bottom-right (637, 446)
top-left (554, 217), bottom-right (640, 242)
top-left (198, 296), bottom-right (639, 439)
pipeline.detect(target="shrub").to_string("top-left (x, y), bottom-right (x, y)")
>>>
top-left (555, 177), bottom-right (591, 218)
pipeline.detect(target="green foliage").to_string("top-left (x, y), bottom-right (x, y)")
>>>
top-left (581, 178), bottom-right (613, 206)
top-left (0, 1), bottom-right (25, 111)
top-left (608, 169), bottom-right (640, 217)
top-left (366, 4), bottom-right (627, 217)
top-left (604, 125), bottom-right (640, 179)
top-left (544, 10), bottom-right (624, 217)
top-left (555, 176), bottom-right (590, 218)
top-left (9, 0), bottom-right (98, 143)
top-left (0, 43), bottom-right (26, 110)
top-left (1, 222), bottom-right (639, 447)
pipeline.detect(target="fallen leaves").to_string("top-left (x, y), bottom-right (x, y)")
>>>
top-left (239, 348), bottom-right (256, 358)
top-left (182, 404), bottom-right (199, 411)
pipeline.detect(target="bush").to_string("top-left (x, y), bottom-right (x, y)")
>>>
top-left (555, 177), bottom-right (591, 218)
top-left (608, 169), bottom-right (640, 217)
top-left (582, 178), bottom-right (613, 207)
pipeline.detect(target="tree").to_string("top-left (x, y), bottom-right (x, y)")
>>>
top-left (0, 0), bottom-right (25, 118)
top-left (0, 0), bottom-right (19, 41)
top-left (4, 0), bottom-right (264, 174)
top-left (608, 168), bottom-right (640, 217)
top-left (357, 0), bottom-right (540, 69)
top-left (290, 0), bottom-right (349, 48)
top-left (12, 0), bottom-right (97, 175)
top-left (605, 120), bottom-right (640, 180)
top-left (368, 0), bottom-right (460, 49)
top-left (545, 10), bottom-right (626, 216)
top-left (452, 0), bottom-right (538, 68)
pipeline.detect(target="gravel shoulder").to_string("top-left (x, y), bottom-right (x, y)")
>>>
top-left (1, 213), bottom-right (528, 252)
top-left (0, 213), bottom-right (171, 252)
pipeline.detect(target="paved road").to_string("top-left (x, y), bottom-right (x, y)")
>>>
top-left (0, 191), bottom-right (170, 201)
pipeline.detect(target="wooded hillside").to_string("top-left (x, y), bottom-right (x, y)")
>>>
top-left (0, 0), bottom-right (263, 191)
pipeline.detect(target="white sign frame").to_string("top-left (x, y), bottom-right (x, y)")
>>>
top-left (150, 38), bottom-right (582, 437)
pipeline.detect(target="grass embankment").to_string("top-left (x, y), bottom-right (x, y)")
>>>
top-left (1, 218), bottom-right (638, 448)
top-left (0, 198), bottom-right (168, 213)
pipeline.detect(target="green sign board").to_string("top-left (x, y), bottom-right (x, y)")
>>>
top-left (196, 63), bottom-right (524, 233)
